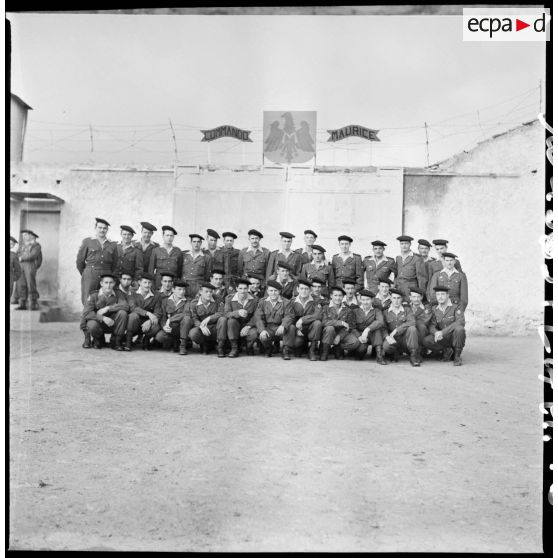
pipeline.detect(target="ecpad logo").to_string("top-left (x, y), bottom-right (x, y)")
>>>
top-left (463, 9), bottom-right (551, 41)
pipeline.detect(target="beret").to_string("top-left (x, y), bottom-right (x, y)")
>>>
top-left (330, 286), bottom-right (346, 295)
top-left (338, 235), bottom-right (353, 243)
top-left (210, 268), bottom-right (225, 275)
top-left (418, 239), bottom-right (431, 247)
top-left (297, 278), bottom-right (312, 288)
top-left (119, 270), bottom-right (134, 277)
top-left (279, 231), bottom-right (295, 239)
top-left (341, 278), bottom-right (356, 285)
top-left (21, 229), bottom-right (39, 238)
top-left (189, 233), bottom-right (204, 241)
top-left (206, 228), bottom-right (220, 239)
top-left (390, 288), bottom-right (404, 297)
top-left (359, 289), bottom-right (375, 299)
top-left (266, 280), bottom-right (283, 290)
top-left (312, 244), bottom-right (326, 253)
top-left (120, 225), bottom-right (136, 235)
top-left (95, 217), bottom-right (110, 227)
top-left (276, 261), bottom-right (292, 271)
top-left (304, 229), bottom-right (318, 237)
top-left (159, 271), bottom-right (175, 279)
top-left (378, 277), bottom-right (393, 285)
top-left (443, 252), bottom-right (458, 259)
top-left (432, 239), bottom-right (449, 246)
top-left (236, 277), bottom-right (250, 286)
top-left (222, 231), bottom-right (237, 239)
top-left (310, 277), bottom-right (325, 285)
top-left (248, 229), bottom-right (263, 238)
top-left (409, 287), bottom-right (424, 296)
top-left (247, 272), bottom-right (263, 280)
top-left (173, 280), bottom-right (187, 288)
top-left (99, 272), bottom-right (116, 280)
top-left (140, 272), bottom-right (155, 282)
top-left (396, 235), bottom-right (414, 242)
top-left (200, 282), bottom-right (216, 290)
top-left (140, 221), bottom-right (157, 231)
top-left (371, 240), bottom-right (387, 247)
top-left (162, 225), bottom-right (177, 235)
top-left (433, 285), bottom-right (450, 292)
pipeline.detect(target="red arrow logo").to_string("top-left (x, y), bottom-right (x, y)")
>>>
top-left (516, 18), bottom-right (530, 31)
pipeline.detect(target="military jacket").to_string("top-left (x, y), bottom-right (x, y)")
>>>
top-left (383, 306), bottom-right (416, 335)
top-left (160, 295), bottom-right (190, 325)
top-left (181, 251), bottom-right (211, 282)
top-left (342, 295), bottom-right (360, 310)
top-left (395, 253), bottom-right (427, 289)
top-left (268, 274), bottom-right (298, 300)
top-left (266, 250), bottom-right (303, 279)
top-left (331, 253), bottom-right (364, 288)
top-left (353, 306), bottom-right (385, 333)
top-left (239, 247), bottom-right (270, 278)
top-left (311, 294), bottom-right (330, 307)
top-left (372, 295), bottom-right (392, 311)
top-left (427, 258), bottom-right (463, 284)
top-left (76, 237), bottom-right (116, 274)
top-left (296, 247), bottom-right (315, 267)
top-left (410, 303), bottom-right (433, 326)
top-left (299, 262), bottom-right (334, 292)
top-left (115, 243), bottom-right (144, 280)
top-left (82, 289), bottom-right (129, 322)
top-left (290, 296), bottom-right (322, 325)
top-left (428, 269), bottom-right (468, 310)
top-left (254, 297), bottom-right (293, 331)
top-left (211, 285), bottom-right (228, 305)
top-left (189, 297), bottom-right (224, 326)
top-left (221, 246), bottom-right (241, 282)
top-left (134, 240), bottom-right (159, 273)
top-left (130, 290), bottom-right (163, 319)
top-left (203, 247), bottom-right (225, 272)
top-left (18, 241), bottom-right (43, 268)
top-left (321, 303), bottom-right (356, 330)
top-left (428, 302), bottom-right (465, 336)
top-left (363, 256), bottom-right (396, 292)
top-left (149, 246), bottom-right (183, 278)
top-left (224, 293), bottom-right (258, 323)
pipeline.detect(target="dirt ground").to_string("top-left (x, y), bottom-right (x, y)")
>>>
top-left (9, 314), bottom-right (543, 552)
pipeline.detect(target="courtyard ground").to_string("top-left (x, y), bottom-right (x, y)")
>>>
top-left (9, 311), bottom-right (544, 552)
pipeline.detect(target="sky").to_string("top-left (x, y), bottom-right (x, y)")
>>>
top-left (8, 12), bottom-right (546, 167)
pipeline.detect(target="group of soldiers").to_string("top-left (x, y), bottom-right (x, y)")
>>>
top-left (76, 218), bottom-right (468, 366)
top-left (9, 231), bottom-right (43, 310)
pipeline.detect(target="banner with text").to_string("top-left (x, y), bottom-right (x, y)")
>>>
top-left (201, 125), bottom-right (253, 142)
top-left (327, 125), bottom-right (380, 143)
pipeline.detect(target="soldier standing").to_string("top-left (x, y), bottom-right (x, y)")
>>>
top-left (428, 252), bottom-right (468, 311)
top-left (15, 229), bottom-right (43, 311)
top-left (148, 226), bottom-right (183, 290)
top-left (416, 239), bottom-right (435, 265)
top-left (394, 235), bottom-right (427, 301)
top-left (114, 226), bottom-right (143, 286)
top-left (363, 240), bottom-right (396, 295)
top-left (295, 229), bottom-right (318, 266)
top-left (427, 239), bottom-right (463, 284)
top-left (9, 236), bottom-right (22, 304)
top-left (133, 222), bottom-right (159, 274)
top-left (423, 285), bottom-right (466, 366)
top-left (331, 235), bottom-right (364, 291)
top-left (299, 244), bottom-right (334, 297)
top-left (238, 229), bottom-right (270, 280)
top-left (204, 229), bottom-right (225, 273)
top-left (221, 232), bottom-right (241, 293)
top-left (267, 232), bottom-right (302, 279)
top-left (181, 233), bottom-right (212, 299)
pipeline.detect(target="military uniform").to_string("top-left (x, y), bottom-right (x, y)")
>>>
top-left (428, 268), bottom-right (469, 310)
top-left (238, 247), bottom-right (270, 281)
top-left (381, 305), bottom-right (420, 361)
top-left (342, 294), bottom-right (360, 310)
top-left (203, 247), bottom-right (225, 273)
top-left (423, 301), bottom-right (466, 362)
top-left (312, 293), bottom-right (330, 307)
top-left (154, 295), bottom-right (191, 348)
top-left (353, 305), bottom-right (385, 349)
top-left (299, 262), bottom-right (334, 297)
top-left (286, 295), bottom-right (323, 358)
top-left (180, 251), bottom-right (212, 298)
top-left (321, 302), bottom-right (361, 356)
top-left (211, 285), bottom-right (228, 305)
top-left (427, 257), bottom-right (463, 285)
top-left (266, 250), bottom-right (303, 279)
top-left (394, 253), bottom-right (427, 299)
top-left (187, 296), bottom-right (224, 351)
top-left (296, 246), bottom-right (315, 266)
top-left (134, 240), bottom-right (159, 274)
top-left (114, 243), bottom-right (144, 282)
top-left (221, 246), bottom-right (241, 290)
top-left (216, 292), bottom-right (258, 354)
top-left (10, 250), bottom-right (22, 302)
top-left (81, 288), bottom-right (129, 348)
top-left (331, 253), bottom-right (364, 290)
top-left (372, 294), bottom-right (392, 311)
top-left (268, 275), bottom-right (298, 300)
top-left (409, 303), bottom-right (433, 347)
top-left (247, 296), bottom-right (294, 356)
top-left (148, 246), bottom-right (183, 290)
top-left (363, 255), bottom-right (396, 295)
top-left (15, 239), bottom-right (43, 309)
top-left (77, 237), bottom-right (118, 305)
top-left (126, 289), bottom-right (163, 349)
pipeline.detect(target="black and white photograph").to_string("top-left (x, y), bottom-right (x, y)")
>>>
top-left (7, 5), bottom-right (551, 553)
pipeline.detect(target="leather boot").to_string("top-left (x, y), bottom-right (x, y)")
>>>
top-left (217, 340), bottom-right (226, 358)
top-left (320, 342), bottom-right (331, 361)
top-left (31, 300), bottom-right (40, 311)
top-left (355, 344), bottom-right (367, 360)
top-left (453, 348), bottom-right (463, 366)
top-left (16, 300), bottom-right (27, 310)
top-left (142, 335), bottom-right (152, 351)
top-left (442, 347), bottom-right (454, 362)
top-left (308, 341), bottom-right (318, 362)
top-left (93, 337), bottom-right (103, 349)
top-left (375, 346), bottom-right (387, 365)
top-left (179, 338), bottom-right (188, 355)
top-left (410, 350), bottom-right (421, 367)
top-left (228, 340), bottom-right (239, 358)
top-left (112, 335), bottom-right (124, 351)
top-left (172, 338), bottom-right (180, 352)
top-left (334, 345), bottom-right (344, 360)
top-left (263, 340), bottom-right (273, 357)
top-left (245, 341), bottom-right (255, 356)
top-left (391, 349), bottom-right (400, 363)
top-left (282, 346), bottom-right (291, 360)
top-left (82, 331), bottom-right (92, 349)
top-left (124, 333), bottom-right (133, 352)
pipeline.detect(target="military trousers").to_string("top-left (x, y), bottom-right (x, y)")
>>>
top-left (246, 324), bottom-right (285, 351)
top-left (81, 266), bottom-right (112, 306)
top-left (394, 278), bottom-right (418, 300)
top-left (423, 325), bottom-right (466, 352)
top-left (155, 317), bottom-right (193, 346)
top-left (382, 326), bottom-right (419, 354)
top-left (416, 323), bottom-right (429, 347)
top-left (86, 310), bottom-right (128, 340)
top-left (188, 323), bottom-right (218, 346)
top-left (216, 316), bottom-right (252, 341)
top-left (127, 312), bottom-right (160, 339)
top-left (17, 262), bottom-right (40, 304)
top-left (286, 321), bottom-right (323, 350)
top-left (355, 327), bottom-right (385, 347)
top-left (321, 325), bottom-right (361, 352)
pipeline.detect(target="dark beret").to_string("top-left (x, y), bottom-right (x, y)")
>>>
top-left (418, 239), bottom-right (431, 247)
top-left (390, 288), bottom-right (404, 297)
top-left (222, 231), bottom-right (237, 239)
top-left (140, 221), bottom-right (157, 231)
top-left (409, 287), bottom-right (424, 296)
top-left (10, 235), bottom-right (18, 243)
top-left (341, 278), bottom-right (356, 285)
top-left (338, 235), bottom-right (353, 243)
top-left (140, 272), bottom-right (155, 282)
top-left (359, 289), bottom-right (375, 299)
top-left (21, 229), bottom-right (39, 238)
top-left (279, 231), bottom-right (295, 239)
top-left (266, 280), bottom-right (283, 291)
top-left (443, 252), bottom-right (458, 259)
top-left (119, 270), bottom-right (133, 278)
top-left (304, 229), bottom-right (318, 237)
top-left (120, 225), bottom-right (136, 235)
top-left (189, 233), bottom-right (205, 241)
top-left (433, 285), bottom-right (450, 292)
top-left (396, 235), bottom-right (414, 242)
top-left (378, 277), bottom-right (393, 285)
top-left (236, 277), bottom-right (250, 286)
top-left (99, 272), bottom-right (116, 280)
top-left (211, 268), bottom-right (225, 275)
top-left (200, 282), bottom-right (216, 290)
top-left (371, 240), bottom-right (387, 247)
top-left (95, 217), bottom-right (110, 227)
top-left (276, 261), bottom-right (292, 271)
top-left (330, 286), bottom-right (346, 295)
top-left (297, 278), bottom-right (312, 288)
top-left (432, 239), bottom-right (449, 246)
top-left (206, 229), bottom-right (220, 239)
top-left (248, 229), bottom-right (263, 238)
top-left (310, 277), bottom-right (325, 285)
top-left (162, 225), bottom-right (177, 235)
top-left (159, 271), bottom-right (175, 279)
top-left (312, 244), bottom-right (326, 253)
top-left (247, 273), bottom-right (263, 281)
top-left (174, 280), bottom-right (187, 288)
